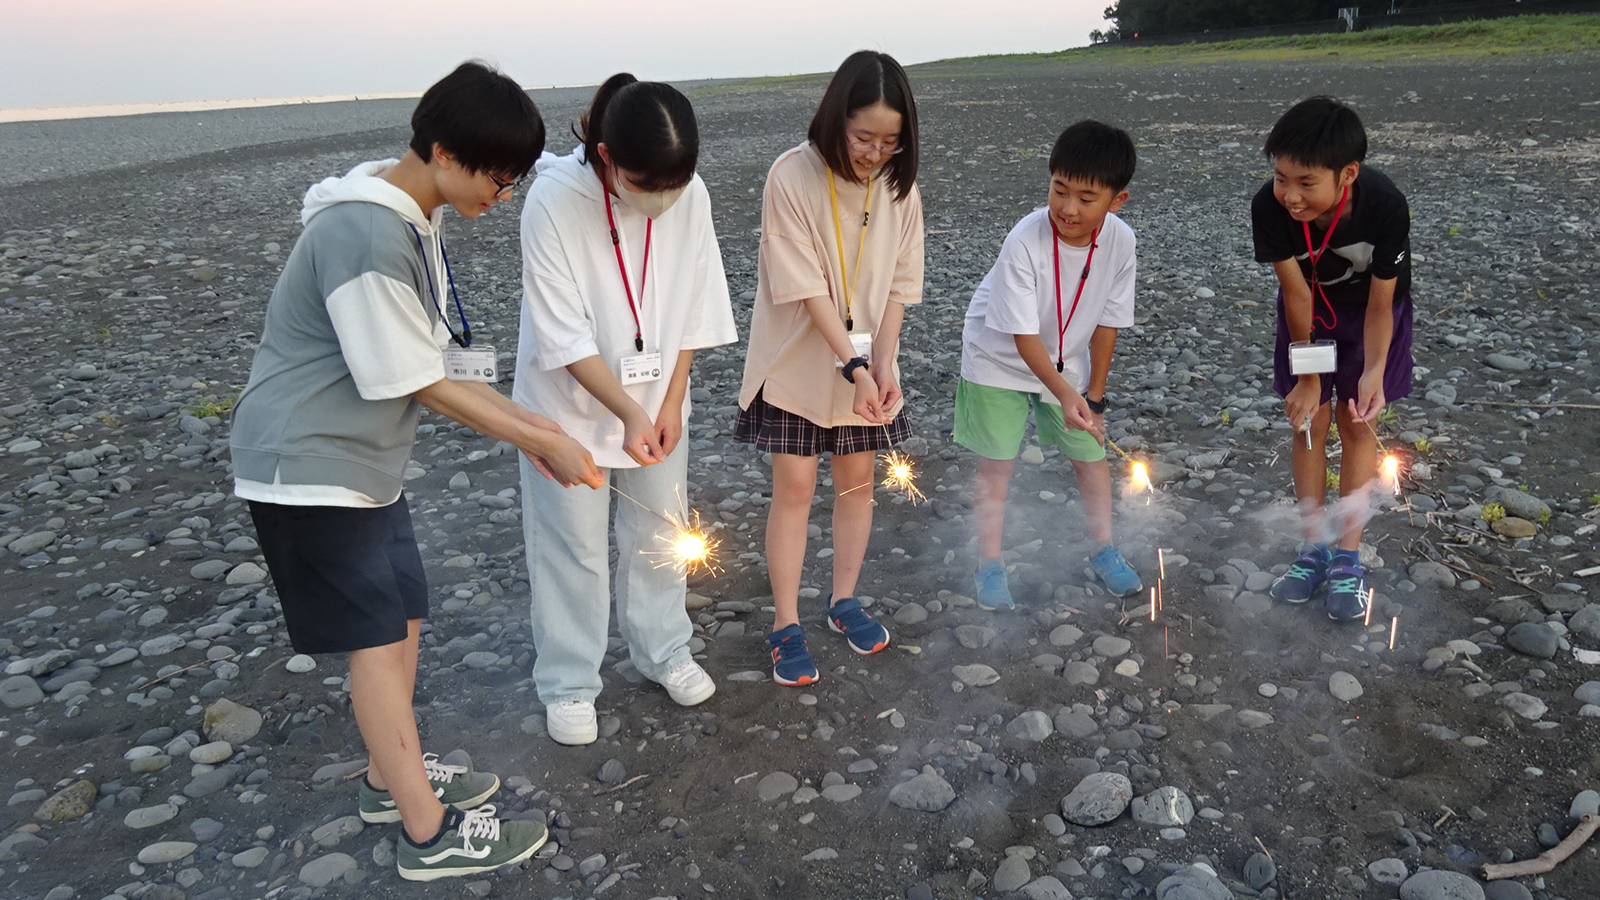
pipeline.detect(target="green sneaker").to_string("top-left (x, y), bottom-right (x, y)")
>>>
top-left (359, 753), bottom-right (500, 824)
top-left (397, 804), bottom-right (548, 882)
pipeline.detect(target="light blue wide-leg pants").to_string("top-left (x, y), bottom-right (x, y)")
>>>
top-left (520, 446), bottom-right (693, 706)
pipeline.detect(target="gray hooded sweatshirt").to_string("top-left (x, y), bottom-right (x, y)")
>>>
top-left (230, 160), bottom-right (450, 505)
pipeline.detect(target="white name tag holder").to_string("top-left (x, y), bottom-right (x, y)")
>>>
top-left (1288, 340), bottom-right (1337, 376)
top-left (620, 352), bottom-right (663, 385)
top-left (444, 346), bottom-right (499, 383)
top-left (835, 332), bottom-right (874, 368)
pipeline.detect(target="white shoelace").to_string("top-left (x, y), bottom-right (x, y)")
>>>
top-left (421, 752), bottom-right (468, 784)
top-left (457, 804), bottom-right (502, 850)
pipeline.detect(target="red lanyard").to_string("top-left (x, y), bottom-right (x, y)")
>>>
top-left (1052, 224), bottom-right (1098, 373)
top-left (1301, 185), bottom-right (1349, 331)
top-left (604, 190), bottom-right (652, 353)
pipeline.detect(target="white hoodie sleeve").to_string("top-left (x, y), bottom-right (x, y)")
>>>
top-left (520, 191), bottom-right (601, 371)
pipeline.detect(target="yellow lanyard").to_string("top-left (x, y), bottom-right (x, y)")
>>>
top-left (826, 169), bottom-right (871, 331)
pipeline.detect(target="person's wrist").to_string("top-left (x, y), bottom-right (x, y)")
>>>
top-left (1085, 395), bottom-right (1107, 415)
top-left (842, 357), bottom-right (869, 384)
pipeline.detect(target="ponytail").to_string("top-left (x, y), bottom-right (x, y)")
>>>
top-left (574, 73), bottom-right (699, 191)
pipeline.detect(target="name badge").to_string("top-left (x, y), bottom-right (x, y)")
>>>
top-left (619, 352), bottom-right (663, 385)
top-left (835, 332), bottom-right (875, 367)
top-left (444, 346), bottom-right (498, 383)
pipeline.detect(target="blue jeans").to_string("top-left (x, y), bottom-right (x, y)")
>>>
top-left (519, 446), bottom-right (693, 706)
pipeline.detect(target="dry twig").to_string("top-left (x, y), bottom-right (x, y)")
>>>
top-left (136, 651), bottom-right (237, 691)
top-left (1481, 814), bottom-right (1598, 880)
top-left (592, 774), bottom-right (650, 796)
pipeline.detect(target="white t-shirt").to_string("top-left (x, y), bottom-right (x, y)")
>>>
top-left (960, 209), bottom-right (1136, 400)
top-left (514, 151), bottom-right (737, 469)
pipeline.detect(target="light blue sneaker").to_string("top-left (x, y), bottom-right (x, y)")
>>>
top-left (1089, 545), bottom-right (1143, 597)
top-left (973, 562), bottom-right (1014, 610)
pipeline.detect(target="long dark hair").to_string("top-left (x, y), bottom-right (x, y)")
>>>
top-left (574, 73), bottom-right (698, 191)
top-left (807, 51), bottom-right (919, 201)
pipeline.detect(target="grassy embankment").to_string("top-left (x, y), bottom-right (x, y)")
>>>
top-left (926, 13), bottom-right (1600, 69)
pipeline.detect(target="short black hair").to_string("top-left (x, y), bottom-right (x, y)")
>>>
top-left (1263, 96), bottom-right (1367, 172)
top-left (409, 61), bottom-right (544, 178)
top-left (807, 51), bottom-right (919, 202)
top-left (574, 73), bottom-right (699, 192)
top-left (1048, 120), bottom-right (1137, 192)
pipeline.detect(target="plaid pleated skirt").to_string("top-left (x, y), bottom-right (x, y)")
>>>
top-left (734, 388), bottom-right (911, 457)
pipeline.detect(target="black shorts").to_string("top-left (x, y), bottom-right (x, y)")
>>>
top-left (733, 388), bottom-right (911, 457)
top-left (248, 499), bottom-right (428, 655)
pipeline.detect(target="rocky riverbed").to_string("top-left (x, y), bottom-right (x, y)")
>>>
top-left (1, 49), bottom-right (1598, 900)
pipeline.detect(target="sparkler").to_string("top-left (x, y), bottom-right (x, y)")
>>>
top-left (1382, 454), bottom-right (1402, 497)
top-left (835, 422), bottom-right (926, 503)
top-left (879, 451), bottom-right (926, 504)
top-left (607, 484), bottom-right (722, 576)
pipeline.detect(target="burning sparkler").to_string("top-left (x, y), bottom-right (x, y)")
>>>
top-left (879, 451), bottom-right (926, 503)
top-left (1130, 460), bottom-right (1152, 495)
top-left (1382, 453), bottom-right (1402, 497)
top-left (608, 484), bottom-right (722, 576)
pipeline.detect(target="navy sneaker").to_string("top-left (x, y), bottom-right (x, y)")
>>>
top-left (1324, 553), bottom-right (1369, 622)
top-left (826, 596), bottom-right (891, 656)
top-left (768, 624), bottom-right (818, 686)
top-left (973, 561), bottom-right (1014, 610)
top-left (1269, 545), bottom-right (1330, 604)
top-left (1089, 546), bottom-right (1143, 597)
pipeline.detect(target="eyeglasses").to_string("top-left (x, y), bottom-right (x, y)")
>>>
top-left (847, 135), bottom-right (905, 156)
top-left (487, 173), bottom-right (527, 197)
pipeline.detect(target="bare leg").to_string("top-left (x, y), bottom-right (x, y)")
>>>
top-left (1289, 401), bottom-right (1335, 543)
top-left (1071, 457), bottom-right (1114, 545)
top-left (975, 456), bottom-right (1014, 559)
top-left (830, 450), bottom-right (877, 600)
top-left (1335, 402), bottom-right (1377, 552)
top-left (769, 453), bottom-right (820, 631)
top-left (348, 628), bottom-right (444, 843)
top-left (362, 619), bottom-right (420, 793)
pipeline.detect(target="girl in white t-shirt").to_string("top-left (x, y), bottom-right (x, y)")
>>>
top-left (734, 51), bottom-right (925, 687)
top-left (515, 74), bottom-right (737, 745)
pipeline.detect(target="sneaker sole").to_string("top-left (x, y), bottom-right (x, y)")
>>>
top-left (397, 828), bottom-right (548, 882)
top-left (546, 721), bottom-right (598, 746)
top-left (665, 681), bottom-right (716, 707)
top-left (359, 777), bottom-right (501, 824)
top-left (828, 617), bottom-right (890, 655)
top-left (773, 670), bottom-right (819, 687)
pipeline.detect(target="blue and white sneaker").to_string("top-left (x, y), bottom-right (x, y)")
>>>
top-left (768, 624), bottom-right (818, 686)
top-left (973, 562), bottom-right (1014, 610)
top-left (1269, 545), bottom-right (1330, 605)
top-left (826, 596), bottom-right (891, 656)
top-left (1089, 545), bottom-right (1143, 597)
top-left (1324, 553), bottom-right (1369, 622)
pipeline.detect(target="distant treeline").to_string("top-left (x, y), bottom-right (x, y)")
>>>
top-left (1098, 0), bottom-right (1496, 39)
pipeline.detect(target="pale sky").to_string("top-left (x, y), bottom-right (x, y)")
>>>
top-left (1, 0), bottom-right (1105, 111)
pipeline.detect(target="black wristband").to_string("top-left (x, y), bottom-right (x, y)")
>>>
top-left (1085, 395), bottom-right (1107, 415)
top-left (841, 357), bottom-right (869, 384)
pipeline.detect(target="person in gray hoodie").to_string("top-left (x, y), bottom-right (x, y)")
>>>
top-left (230, 61), bottom-right (601, 882)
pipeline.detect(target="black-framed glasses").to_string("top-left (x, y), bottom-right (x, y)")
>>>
top-left (488, 173), bottom-right (527, 197)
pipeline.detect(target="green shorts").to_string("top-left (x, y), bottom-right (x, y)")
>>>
top-left (953, 378), bottom-right (1106, 463)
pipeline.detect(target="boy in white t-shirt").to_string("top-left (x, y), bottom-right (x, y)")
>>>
top-left (953, 120), bottom-right (1143, 609)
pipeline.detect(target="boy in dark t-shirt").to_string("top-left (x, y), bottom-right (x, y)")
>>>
top-left (1250, 96), bottom-right (1415, 622)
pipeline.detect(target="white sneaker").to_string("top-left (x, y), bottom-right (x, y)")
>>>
top-left (545, 700), bottom-right (597, 745)
top-left (657, 660), bottom-right (716, 707)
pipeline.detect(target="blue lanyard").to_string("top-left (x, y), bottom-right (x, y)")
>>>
top-left (408, 224), bottom-right (471, 348)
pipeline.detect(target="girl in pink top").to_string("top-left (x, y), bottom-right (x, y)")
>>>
top-left (734, 51), bottom-right (925, 686)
